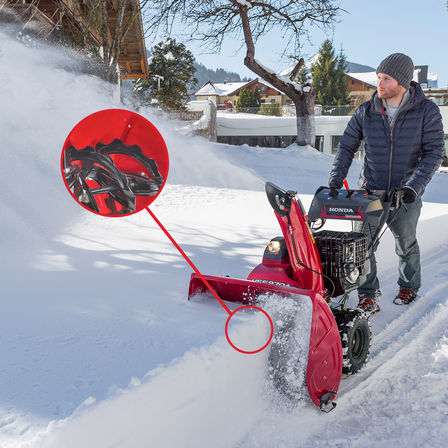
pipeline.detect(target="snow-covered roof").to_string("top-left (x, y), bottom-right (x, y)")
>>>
top-left (346, 72), bottom-right (378, 87)
top-left (195, 81), bottom-right (251, 97)
top-left (427, 73), bottom-right (438, 88)
top-left (348, 69), bottom-right (429, 88)
top-left (195, 79), bottom-right (285, 97)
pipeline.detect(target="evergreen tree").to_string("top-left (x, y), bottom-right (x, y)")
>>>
top-left (312, 40), bottom-right (351, 107)
top-left (134, 38), bottom-right (197, 110)
top-left (334, 49), bottom-right (351, 106)
top-left (250, 87), bottom-right (261, 113)
top-left (236, 89), bottom-right (252, 113)
top-left (236, 88), bottom-right (260, 113)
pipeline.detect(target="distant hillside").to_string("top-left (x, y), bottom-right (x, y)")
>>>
top-left (346, 61), bottom-right (375, 73)
top-left (193, 62), bottom-right (251, 92)
top-left (281, 56), bottom-right (376, 78)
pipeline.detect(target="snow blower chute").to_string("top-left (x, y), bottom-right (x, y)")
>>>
top-left (188, 182), bottom-right (388, 411)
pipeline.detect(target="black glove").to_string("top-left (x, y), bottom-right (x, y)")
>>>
top-left (329, 180), bottom-right (342, 197)
top-left (394, 186), bottom-right (417, 207)
top-left (329, 180), bottom-right (342, 190)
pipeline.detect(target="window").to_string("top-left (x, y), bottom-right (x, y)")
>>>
top-left (260, 86), bottom-right (266, 91)
top-left (315, 136), bottom-right (324, 152)
top-left (331, 136), bottom-right (342, 154)
top-left (270, 99), bottom-right (276, 103)
top-left (286, 99), bottom-right (292, 105)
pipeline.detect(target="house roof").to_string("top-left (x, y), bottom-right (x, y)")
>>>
top-left (9, 0), bottom-right (148, 79)
top-left (346, 72), bottom-right (378, 88)
top-left (195, 78), bottom-right (284, 97)
top-left (195, 81), bottom-right (251, 97)
top-left (347, 69), bottom-right (431, 88)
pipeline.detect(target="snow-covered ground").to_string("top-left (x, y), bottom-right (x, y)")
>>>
top-left (1, 31), bottom-right (448, 447)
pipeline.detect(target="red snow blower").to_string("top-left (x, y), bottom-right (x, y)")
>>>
top-left (188, 182), bottom-right (390, 411)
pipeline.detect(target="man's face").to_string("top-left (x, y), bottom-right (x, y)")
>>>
top-left (377, 73), bottom-right (406, 99)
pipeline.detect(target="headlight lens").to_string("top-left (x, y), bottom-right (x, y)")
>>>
top-left (267, 240), bottom-right (281, 254)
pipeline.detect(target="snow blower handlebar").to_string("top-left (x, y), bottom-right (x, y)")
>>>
top-left (308, 186), bottom-right (408, 254)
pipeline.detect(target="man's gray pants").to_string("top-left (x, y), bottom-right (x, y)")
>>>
top-left (354, 197), bottom-right (422, 296)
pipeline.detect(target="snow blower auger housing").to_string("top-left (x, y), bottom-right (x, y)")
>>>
top-left (188, 182), bottom-right (388, 411)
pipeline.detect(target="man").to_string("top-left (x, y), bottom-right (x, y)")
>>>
top-left (329, 53), bottom-right (444, 313)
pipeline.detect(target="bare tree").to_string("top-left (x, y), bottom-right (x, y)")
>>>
top-left (59, 0), bottom-right (150, 83)
top-left (145, 0), bottom-right (342, 146)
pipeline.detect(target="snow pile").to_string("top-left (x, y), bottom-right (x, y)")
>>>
top-left (37, 321), bottom-right (268, 448)
top-left (37, 297), bottom-right (312, 448)
top-left (264, 296), bottom-right (312, 404)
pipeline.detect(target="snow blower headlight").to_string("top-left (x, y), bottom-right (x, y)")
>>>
top-left (267, 240), bottom-right (281, 254)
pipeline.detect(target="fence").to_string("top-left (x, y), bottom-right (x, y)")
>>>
top-left (220, 104), bottom-right (354, 117)
top-left (168, 110), bottom-right (203, 121)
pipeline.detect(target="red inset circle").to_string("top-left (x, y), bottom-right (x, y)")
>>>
top-left (225, 306), bottom-right (274, 354)
top-left (61, 109), bottom-right (169, 217)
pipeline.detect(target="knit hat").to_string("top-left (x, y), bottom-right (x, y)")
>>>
top-left (376, 53), bottom-right (414, 89)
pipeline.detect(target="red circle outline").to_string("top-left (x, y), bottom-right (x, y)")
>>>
top-left (225, 306), bottom-right (274, 354)
top-left (60, 108), bottom-right (169, 218)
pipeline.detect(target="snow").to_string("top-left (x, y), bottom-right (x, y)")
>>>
top-left (195, 81), bottom-right (250, 97)
top-left (195, 78), bottom-right (288, 98)
top-left (235, 0), bottom-right (252, 7)
top-left (347, 71), bottom-right (379, 87)
top-left (2, 31), bottom-right (448, 448)
top-left (428, 72), bottom-right (439, 88)
top-left (217, 111), bottom-right (350, 137)
top-left (253, 59), bottom-right (302, 92)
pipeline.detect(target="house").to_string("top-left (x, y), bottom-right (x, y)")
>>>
top-left (195, 79), bottom-right (293, 109)
top-left (345, 72), bottom-right (377, 106)
top-left (2, 0), bottom-right (148, 80)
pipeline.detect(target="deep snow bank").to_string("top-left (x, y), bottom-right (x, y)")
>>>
top-left (0, 31), bottom-right (262, 271)
top-left (36, 296), bottom-right (312, 448)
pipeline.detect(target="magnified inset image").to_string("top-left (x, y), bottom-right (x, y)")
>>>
top-left (61, 109), bottom-right (168, 216)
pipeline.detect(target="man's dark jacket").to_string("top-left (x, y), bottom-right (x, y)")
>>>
top-left (329, 81), bottom-right (444, 196)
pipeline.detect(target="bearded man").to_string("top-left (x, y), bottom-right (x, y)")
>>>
top-left (328, 53), bottom-right (444, 313)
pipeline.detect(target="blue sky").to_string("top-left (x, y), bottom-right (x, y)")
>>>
top-left (147, 0), bottom-right (448, 87)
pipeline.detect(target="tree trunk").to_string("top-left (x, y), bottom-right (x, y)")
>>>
top-left (294, 90), bottom-right (315, 146)
top-left (238, 5), bottom-right (315, 147)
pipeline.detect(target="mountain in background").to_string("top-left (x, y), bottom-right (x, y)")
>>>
top-left (193, 62), bottom-right (251, 92)
top-left (280, 56), bottom-right (376, 80)
top-left (345, 61), bottom-right (375, 73)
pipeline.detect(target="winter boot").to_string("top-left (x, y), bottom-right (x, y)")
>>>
top-left (357, 290), bottom-right (381, 314)
top-left (393, 288), bottom-right (418, 305)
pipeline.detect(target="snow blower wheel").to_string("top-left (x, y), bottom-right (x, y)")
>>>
top-left (335, 310), bottom-right (371, 375)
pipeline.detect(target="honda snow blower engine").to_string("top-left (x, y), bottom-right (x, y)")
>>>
top-left (314, 231), bottom-right (368, 297)
top-left (308, 186), bottom-right (386, 298)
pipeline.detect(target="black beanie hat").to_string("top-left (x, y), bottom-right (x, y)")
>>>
top-left (376, 53), bottom-right (414, 89)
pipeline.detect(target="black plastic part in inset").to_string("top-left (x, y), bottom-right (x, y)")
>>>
top-left (64, 139), bottom-right (164, 214)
